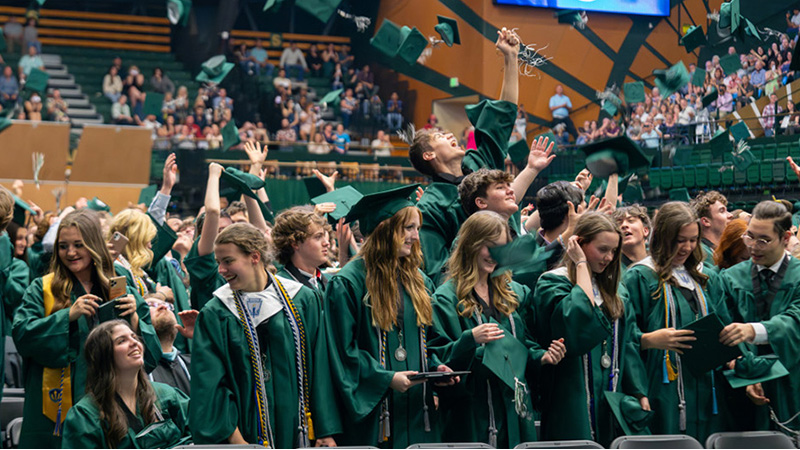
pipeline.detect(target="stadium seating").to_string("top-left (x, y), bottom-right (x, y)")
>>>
top-left (610, 434), bottom-right (703, 449)
top-left (705, 431), bottom-right (796, 449)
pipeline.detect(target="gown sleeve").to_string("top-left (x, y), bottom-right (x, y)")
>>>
top-left (61, 399), bottom-right (105, 449)
top-left (463, 100), bottom-right (517, 172)
top-left (548, 274), bottom-right (612, 356)
top-left (12, 278), bottom-right (77, 367)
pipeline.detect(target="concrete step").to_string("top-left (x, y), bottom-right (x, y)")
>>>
top-left (50, 87), bottom-right (82, 97)
top-left (46, 66), bottom-right (70, 78)
top-left (41, 54), bottom-right (61, 65)
top-left (67, 106), bottom-right (97, 118)
top-left (47, 77), bottom-right (75, 88)
top-left (66, 97), bottom-right (90, 108)
top-left (70, 116), bottom-right (104, 126)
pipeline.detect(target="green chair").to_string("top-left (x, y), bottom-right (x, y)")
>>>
top-left (672, 167), bottom-right (685, 188)
top-left (648, 168), bottom-right (661, 189)
top-left (709, 163), bottom-right (723, 187)
top-left (695, 164), bottom-right (709, 187)
top-left (772, 160), bottom-right (786, 184)
top-left (699, 149), bottom-right (712, 164)
top-left (683, 166), bottom-right (696, 188)
top-left (746, 161), bottom-right (760, 185)
top-left (760, 160), bottom-right (773, 184)
top-left (660, 167), bottom-right (673, 190)
top-left (722, 166), bottom-right (735, 186)
top-left (762, 145), bottom-right (776, 161)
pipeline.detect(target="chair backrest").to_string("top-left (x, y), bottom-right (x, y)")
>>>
top-left (515, 440), bottom-right (604, 449)
top-left (173, 445), bottom-right (264, 449)
top-left (406, 443), bottom-right (495, 449)
top-left (6, 417), bottom-right (22, 448)
top-left (0, 397), bottom-right (24, 430)
top-left (611, 434), bottom-right (703, 449)
top-left (705, 431), bottom-right (796, 449)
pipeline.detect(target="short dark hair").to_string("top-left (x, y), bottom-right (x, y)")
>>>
top-left (612, 204), bottom-right (651, 231)
top-left (225, 200), bottom-right (247, 217)
top-left (535, 181), bottom-right (584, 231)
top-left (458, 169), bottom-right (515, 217)
top-left (752, 201), bottom-right (792, 237)
top-left (408, 129), bottom-right (437, 177)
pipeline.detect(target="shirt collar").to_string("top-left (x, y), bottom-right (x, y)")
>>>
top-left (757, 253), bottom-right (788, 273)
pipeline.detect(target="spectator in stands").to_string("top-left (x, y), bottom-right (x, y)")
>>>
top-left (157, 114), bottom-right (177, 139)
top-left (146, 297), bottom-right (195, 395)
top-left (24, 91), bottom-right (42, 121)
top-left (599, 117), bottom-right (620, 138)
top-left (737, 74), bottom-right (755, 107)
top-left (3, 17), bottom-right (24, 54)
top-left (150, 67), bottom-right (175, 95)
top-left (308, 131), bottom-right (331, 154)
top-left (424, 113), bottom-right (438, 130)
top-left (333, 123), bottom-right (350, 154)
top-left (0, 66), bottom-right (19, 108)
top-left (321, 43), bottom-right (338, 77)
top-left (307, 45), bottom-right (323, 77)
top-left (298, 103), bottom-right (319, 142)
top-left (17, 44), bottom-right (44, 79)
top-left (761, 93), bottom-right (782, 137)
top-left (174, 86), bottom-right (190, 121)
top-left (356, 64), bottom-right (377, 96)
top-left (764, 60), bottom-right (781, 98)
top-left (185, 115), bottom-right (202, 138)
top-left (102, 66), bottom-right (123, 103)
top-left (273, 68), bottom-right (292, 92)
top-left (331, 63), bottom-right (344, 90)
top-left (23, 17), bottom-right (41, 54)
top-left (112, 95), bottom-right (135, 125)
top-left (322, 122), bottom-right (336, 144)
top-left (111, 55), bottom-right (126, 79)
top-left (515, 106), bottom-right (527, 142)
top-left (339, 88), bottom-right (357, 130)
top-left (125, 68), bottom-right (147, 116)
top-left (337, 44), bottom-right (355, 72)
top-left (371, 130), bottom-right (392, 157)
top-left (750, 60), bottom-right (766, 93)
top-left (191, 103), bottom-right (208, 130)
top-left (279, 42), bottom-right (308, 81)
top-left (206, 123), bottom-right (222, 149)
top-left (248, 38), bottom-right (274, 77)
top-left (381, 92), bottom-right (403, 133)
top-left (549, 84), bottom-right (577, 141)
top-left (783, 101), bottom-right (800, 135)
top-left (276, 118), bottom-right (297, 144)
top-left (577, 121), bottom-right (591, 145)
top-left (46, 88), bottom-right (69, 123)
top-left (212, 87), bottom-right (233, 112)
top-left (368, 93), bottom-right (383, 123)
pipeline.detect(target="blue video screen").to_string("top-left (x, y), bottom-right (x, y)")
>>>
top-left (494, 0), bottom-right (671, 17)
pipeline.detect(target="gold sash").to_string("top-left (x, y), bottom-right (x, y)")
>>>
top-left (41, 273), bottom-right (73, 427)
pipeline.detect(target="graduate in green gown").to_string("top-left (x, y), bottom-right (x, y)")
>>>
top-left (715, 201), bottom-right (800, 434)
top-left (689, 191), bottom-right (733, 268)
top-left (325, 185), bottom-right (460, 448)
top-left (189, 221), bottom-right (339, 447)
top-left (622, 202), bottom-right (729, 443)
top-left (62, 320), bottom-right (191, 448)
top-left (12, 210), bottom-right (161, 449)
top-left (429, 211), bottom-right (566, 448)
top-left (412, 28), bottom-right (522, 286)
top-left (273, 206), bottom-right (332, 295)
top-left (611, 205), bottom-right (651, 273)
top-left (535, 213), bottom-right (650, 446)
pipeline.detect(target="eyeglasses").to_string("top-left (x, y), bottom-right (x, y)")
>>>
top-left (146, 300), bottom-right (174, 311)
top-left (741, 234), bottom-right (774, 249)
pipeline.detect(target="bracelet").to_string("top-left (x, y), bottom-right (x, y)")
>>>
top-left (576, 260), bottom-right (588, 266)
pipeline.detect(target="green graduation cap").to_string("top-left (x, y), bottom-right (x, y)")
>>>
top-left (680, 312), bottom-right (742, 378)
top-left (11, 193), bottom-right (36, 226)
top-left (434, 15), bottom-right (460, 47)
top-left (680, 25), bottom-right (705, 53)
top-left (397, 26), bottom-right (428, 65)
top-left (507, 139), bottom-right (530, 169)
top-left (653, 61), bottom-right (690, 99)
top-left (729, 121), bottom-right (750, 142)
top-left (311, 185), bottom-right (364, 223)
top-left (296, 0), bottom-right (343, 24)
top-left (673, 145), bottom-right (693, 167)
top-left (709, 130), bottom-right (730, 158)
top-left (195, 55), bottom-right (234, 84)
top-left (669, 188), bottom-right (691, 202)
top-left (23, 68), bottom-right (49, 94)
top-left (623, 81), bottom-right (645, 104)
top-left (142, 92), bottom-right (165, 118)
top-left (138, 184), bottom-right (158, 207)
top-left (728, 0), bottom-right (742, 33)
top-left (719, 53), bottom-right (741, 76)
top-left (580, 136), bottom-right (652, 178)
top-left (344, 184), bottom-right (419, 235)
top-left (221, 120), bottom-right (241, 152)
top-left (556, 9), bottom-right (583, 26)
top-left (482, 324), bottom-right (529, 390)
top-left (691, 68), bottom-right (706, 87)
top-left (220, 167), bottom-right (274, 223)
top-left (604, 391), bottom-right (654, 436)
top-left (87, 196), bottom-right (110, 213)
top-left (489, 232), bottom-right (552, 280)
top-left (317, 88), bottom-right (342, 108)
top-left (718, 0), bottom-right (734, 29)
top-left (166, 0), bottom-right (191, 26)
top-left (303, 176), bottom-right (328, 200)
top-left (724, 354), bottom-right (789, 389)
top-left (702, 87), bottom-right (718, 109)
top-left (732, 149), bottom-right (755, 172)
top-left (601, 99), bottom-right (618, 117)
top-left (370, 19), bottom-right (402, 58)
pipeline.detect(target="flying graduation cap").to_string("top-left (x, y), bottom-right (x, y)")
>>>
top-left (166, 0), bottom-right (191, 26)
top-left (652, 61), bottom-right (690, 99)
top-left (434, 15), bottom-right (460, 47)
top-left (680, 25), bottom-right (705, 53)
top-left (370, 19), bottom-right (428, 65)
top-left (295, 0), bottom-right (343, 24)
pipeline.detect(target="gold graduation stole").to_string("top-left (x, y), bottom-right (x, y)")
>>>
top-left (41, 273), bottom-right (73, 435)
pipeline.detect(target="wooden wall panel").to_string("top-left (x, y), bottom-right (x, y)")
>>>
top-left (69, 125), bottom-right (152, 184)
top-left (0, 121), bottom-right (71, 181)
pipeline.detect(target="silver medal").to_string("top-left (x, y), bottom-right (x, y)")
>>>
top-left (394, 346), bottom-right (407, 362)
top-left (601, 354), bottom-right (612, 369)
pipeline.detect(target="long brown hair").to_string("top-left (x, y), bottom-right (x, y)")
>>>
top-left (51, 210), bottom-right (114, 311)
top-left (447, 211), bottom-right (518, 318)
top-left (84, 320), bottom-right (157, 448)
top-left (650, 202), bottom-right (708, 296)
top-left (108, 209), bottom-right (156, 277)
top-left (360, 206), bottom-right (432, 330)
top-left (562, 213), bottom-right (625, 320)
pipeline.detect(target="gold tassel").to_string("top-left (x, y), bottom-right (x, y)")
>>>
top-left (665, 352), bottom-right (678, 381)
top-left (306, 411), bottom-right (315, 441)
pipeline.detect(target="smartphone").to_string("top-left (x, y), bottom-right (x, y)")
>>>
top-left (109, 276), bottom-right (127, 300)
top-left (109, 232), bottom-right (129, 256)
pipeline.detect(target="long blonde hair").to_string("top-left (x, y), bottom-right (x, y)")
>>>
top-left (108, 209), bottom-right (156, 277)
top-left (360, 206), bottom-right (432, 331)
top-left (650, 202), bottom-right (708, 297)
top-left (447, 211), bottom-right (518, 319)
top-left (51, 210), bottom-right (114, 311)
top-left (562, 213), bottom-right (624, 320)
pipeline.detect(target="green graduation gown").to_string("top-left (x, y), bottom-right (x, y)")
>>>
top-left (324, 258), bottom-right (442, 448)
top-left (26, 241), bottom-right (50, 280)
top-left (419, 100), bottom-right (517, 286)
top-left (429, 279), bottom-right (542, 448)
top-left (12, 278), bottom-right (161, 449)
top-left (61, 382), bottom-right (191, 449)
top-left (622, 259), bottom-right (726, 442)
top-left (536, 268), bottom-right (648, 446)
top-left (712, 257), bottom-right (800, 432)
top-left (700, 239), bottom-right (716, 268)
top-left (189, 275), bottom-right (340, 446)
top-left (183, 239), bottom-right (225, 310)
top-left (0, 232), bottom-right (29, 398)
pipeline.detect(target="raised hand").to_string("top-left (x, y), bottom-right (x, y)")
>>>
top-left (162, 153), bottom-right (178, 192)
top-left (244, 140), bottom-right (268, 165)
top-left (313, 169), bottom-right (338, 193)
top-left (495, 27), bottom-right (520, 58)
top-left (527, 136), bottom-right (556, 172)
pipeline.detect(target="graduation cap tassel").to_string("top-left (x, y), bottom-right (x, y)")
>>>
top-left (32, 152), bottom-right (44, 190)
top-left (336, 9), bottom-right (371, 32)
top-left (508, 28), bottom-right (553, 79)
top-left (396, 123), bottom-right (416, 145)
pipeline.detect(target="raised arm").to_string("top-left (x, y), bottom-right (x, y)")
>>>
top-left (511, 136), bottom-right (555, 204)
top-left (198, 163), bottom-right (223, 256)
top-left (243, 140), bottom-right (269, 233)
top-left (496, 27), bottom-right (519, 104)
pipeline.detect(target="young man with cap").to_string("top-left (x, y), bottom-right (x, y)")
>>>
top-left (273, 206), bottom-right (331, 295)
top-left (715, 201), bottom-right (800, 433)
top-left (612, 205), bottom-right (651, 271)
top-left (690, 190), bottom-right (733, 267)
top-left (411, 27), bottom-right (521, 285)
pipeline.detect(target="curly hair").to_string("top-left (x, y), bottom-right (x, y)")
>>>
top-left (690, 190), bottom-right (728, 220)
top-left (272, 206), bottom-right (331, 266)
top-left (612, 204), bottom-right (652, 233)
top-left (458, 168), bottom-right (515, 217)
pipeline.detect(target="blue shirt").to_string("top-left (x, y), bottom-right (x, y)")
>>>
top-left (249, 47), bottom-right (268, 64)
top-left (334, 132), bottom-right (350, 153)
top-left (750, 68), bottom-right (766, 87)
top-left (0, 75), bottom-right (19, 97)
top-left (549, 94), bottom-right (572, 119)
